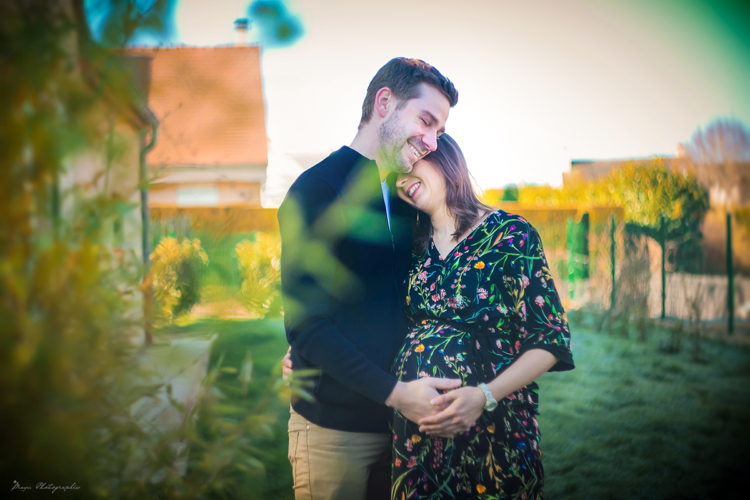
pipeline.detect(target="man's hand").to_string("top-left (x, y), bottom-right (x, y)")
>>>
top-left (282, 346), bottom-right (293, 385)
top-left (385, 377), bottom-right (462, 425)
top-left (417, 386), bottom-right (486, 438)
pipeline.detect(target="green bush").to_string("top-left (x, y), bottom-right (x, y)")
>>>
top-left (501, 185), bottom-right (519, 201)
top-left (150, 238), bottom-right (208, 321)
top-left (1, 2), bottom-right (293, 497)
top-left (481, 186), bottom-right (518, 206)
top-left (166, 318), bottom-right (317, 500)
top-left (188, 319), bottom-right (293, 499)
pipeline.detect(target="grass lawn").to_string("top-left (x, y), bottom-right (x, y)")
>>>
top-left (538, 314), bottom-right (750, 499)
top-left (166, 317), bottom-right (750, 499)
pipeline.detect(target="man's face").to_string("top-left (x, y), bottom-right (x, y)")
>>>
top-left (377, 83), bottom-right (450, 174)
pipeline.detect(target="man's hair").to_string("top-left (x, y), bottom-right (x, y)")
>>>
top-left (359, 58), bottom-right (458, 126)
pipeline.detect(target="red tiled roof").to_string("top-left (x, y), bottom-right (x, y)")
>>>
top-left (125, 46), bottom-right (267, 167)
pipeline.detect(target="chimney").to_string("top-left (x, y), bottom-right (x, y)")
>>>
top-left (234, 18), bottom-right (249, 46)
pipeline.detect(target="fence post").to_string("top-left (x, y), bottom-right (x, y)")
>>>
top-left (610, 214), bottom-right (616, 310)
top-left (660, 213), bottom-right (666, 320)
top-left (578, 212), bottom-right (590, 280)
top-left (567, 216), bottom-right (575, 299)
top-left (727, 212), bottom-right (734, 335)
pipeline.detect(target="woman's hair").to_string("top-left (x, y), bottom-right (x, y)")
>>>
top-left (413, 133), bottom-right (494, 255)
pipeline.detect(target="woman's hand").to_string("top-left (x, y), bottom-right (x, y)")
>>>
top-left (281, 346), bottom-right (293, 385)
top-left (386, 378), bottom-right (463, 425)
top-left (417, 386), bottom-right (486, 438)
top-left (417, 350), bottom-right (559, 438)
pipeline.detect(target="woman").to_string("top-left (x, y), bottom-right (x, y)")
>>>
top-left (390, 134), bottom-right (574, 499)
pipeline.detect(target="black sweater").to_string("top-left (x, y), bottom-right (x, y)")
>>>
top-left (278, 146), bottom-right (414, 433)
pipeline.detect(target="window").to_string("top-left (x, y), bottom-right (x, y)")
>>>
top-left (176, 186), bottom-right (219, 207)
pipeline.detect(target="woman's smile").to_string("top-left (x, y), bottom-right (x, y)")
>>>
top-left (396, 158), bottom-right (448, 212)
top-left (406, 181), bottom-right (421, 199)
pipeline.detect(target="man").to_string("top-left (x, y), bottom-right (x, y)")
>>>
top-left (278, 58), bottom-right (459, 500)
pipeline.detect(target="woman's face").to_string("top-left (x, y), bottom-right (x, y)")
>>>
top-left (396, 158), bottom-right (447, 214)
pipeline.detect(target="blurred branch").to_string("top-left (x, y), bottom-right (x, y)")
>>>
top-left (86, 0), bottom-right (175, 48)
top-left (247, 0), bottom-right (304, 48)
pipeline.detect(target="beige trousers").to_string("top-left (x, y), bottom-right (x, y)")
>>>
top-left (288, 408), bottom-right (391, 500)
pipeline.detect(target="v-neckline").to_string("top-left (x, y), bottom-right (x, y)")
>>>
top-left (431, 212), bottom-right (495, 261)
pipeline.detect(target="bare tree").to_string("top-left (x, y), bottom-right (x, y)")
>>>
top-left (680, 118), bottom-right (750, 206)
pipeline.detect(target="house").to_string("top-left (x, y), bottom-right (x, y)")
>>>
top-left (124, 44), bottom-right (268, 208)
top-left (54, 4), bottom-right (159, 266)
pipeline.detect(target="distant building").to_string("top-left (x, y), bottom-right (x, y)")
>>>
top-left (563, 157), bottom-right (676, 185)
top-left (124, 44), bottom-right (268, 208)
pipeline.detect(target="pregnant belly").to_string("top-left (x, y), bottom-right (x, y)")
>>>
top-left (391, 319), bottom-right (485, 386)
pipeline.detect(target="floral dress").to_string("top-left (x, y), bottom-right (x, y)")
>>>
top-left (391, 210), bottom-right (574, 500)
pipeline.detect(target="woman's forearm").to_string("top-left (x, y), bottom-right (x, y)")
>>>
top-left (486, 349), bottom-right (558, 401)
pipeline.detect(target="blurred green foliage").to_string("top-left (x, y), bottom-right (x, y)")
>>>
top-left (198, 231), bottom-right (251, 293)
top-left (184, 319), bottom-right (296, 499)
top-left (483, 186), bottom-right (520, 204)
top-left (150, 237), bottom-right (208, 321)
top-left (1, 1), bottom-right (148, 488)
top-left (0, 2), bottom-right (294, 497)
top-left (501, 185), bottom-right (520, 202)
top-left (148, 227), bottom-right (285, 320)
top-left (519, 159), bottom-right (709, 230)
top-left (236, 233), bottom-right (283, 318)
top-left (736, 206), bottom-right (750, 233)
top-left (248, 0), bottom-right (304, 48)
top-left (85, 0), bottom-right (177, 47)
top-left (150, 208), bottom-right (281, 312)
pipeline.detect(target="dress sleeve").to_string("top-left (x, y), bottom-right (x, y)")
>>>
top-left (517, 223), bottom-right (574, 372)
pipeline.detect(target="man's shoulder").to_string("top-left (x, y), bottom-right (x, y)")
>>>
top-left (279, 147), bottom-right (363, 217)
top-left (292, 147), bottom-right (362, 194)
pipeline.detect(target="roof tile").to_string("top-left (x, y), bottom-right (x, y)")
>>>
top-left (125, 46), bottom-right (268, 167)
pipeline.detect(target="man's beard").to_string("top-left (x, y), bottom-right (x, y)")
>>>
top-left (377, 112), bottom-right (412, 174)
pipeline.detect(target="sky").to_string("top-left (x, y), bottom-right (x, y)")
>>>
top-left (115, 0), bottom-right (750, 205)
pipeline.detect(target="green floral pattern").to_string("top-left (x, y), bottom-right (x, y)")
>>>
top-left (391, 210), bottom-right (574, 499)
